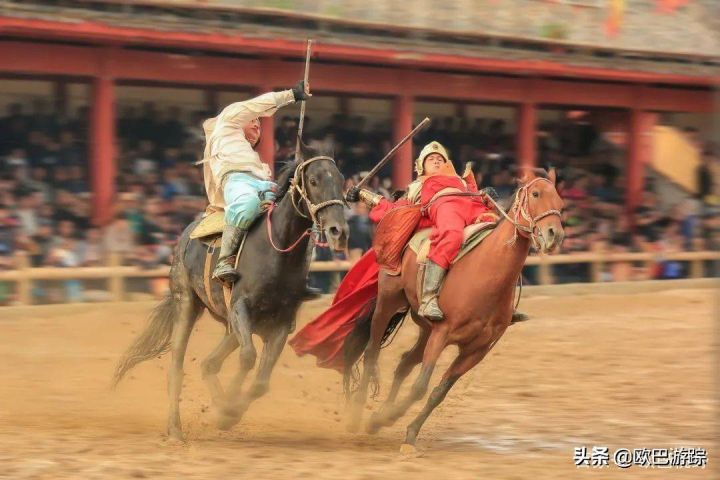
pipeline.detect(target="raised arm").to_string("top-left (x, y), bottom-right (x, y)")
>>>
top-left (212, 80), bottom-right (311, 127)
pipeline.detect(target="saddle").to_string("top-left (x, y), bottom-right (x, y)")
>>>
top-left (190, 211), bottom-right (225, 240)
top-left (408, 219), bottom-right (497, 307)
top-left (408, 220), bottom-right (497, 266)
top-left (189, 202), bottom-right (271, 241)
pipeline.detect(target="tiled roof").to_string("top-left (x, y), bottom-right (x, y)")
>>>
top-left (1, 0), bottom-right (718, 77)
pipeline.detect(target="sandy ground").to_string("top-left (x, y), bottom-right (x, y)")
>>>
top-left (0, 288), bottom-right (716, 479)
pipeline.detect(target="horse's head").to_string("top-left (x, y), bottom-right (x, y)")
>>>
top-left (510, 168), bottom-right (564, 254)
top-left (284, 142), bottom-right (349, 252)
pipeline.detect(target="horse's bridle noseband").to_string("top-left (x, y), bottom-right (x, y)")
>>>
top-left (267, 155), bottom-right (345, 254)
top-left (289, 155), bottom-right (345, 227)
top-left (481, 177), bottom-right (562, 249)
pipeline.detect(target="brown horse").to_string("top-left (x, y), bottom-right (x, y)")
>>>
top-left (344, 168), bottom-right (564, 450)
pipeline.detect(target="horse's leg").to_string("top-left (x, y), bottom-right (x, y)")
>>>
top-left (347, 288), bottom-right (407, 433)
top-left (167, 292), bottom-right (203, 441)
top-left (402, 348), bottom-right (486, 449)
top-left (367, 321), bottom-right (430, 434)
top-left (200, 332), bottom-right (239, 409)
top-left (229, 323), bottom-right (291, 422)
top-left (217, 299), bottom-right (257, 430)
top-left (374, 325), bottom-right (449, 431)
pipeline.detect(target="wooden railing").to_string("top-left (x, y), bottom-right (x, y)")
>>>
top-left (0, 251), bottom-right (718, 305)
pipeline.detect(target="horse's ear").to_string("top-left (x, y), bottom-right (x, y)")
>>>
top-left (297, 135), bottom-right (312, 161)
top-left (548, 168), bottom-right (557, 184)
top-left (517, 171), bottom-right (532, 185)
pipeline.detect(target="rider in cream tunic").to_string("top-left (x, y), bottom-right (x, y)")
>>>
top-left (201, 81), bottom-right (310, 284)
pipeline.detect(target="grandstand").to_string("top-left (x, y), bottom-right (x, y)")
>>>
top-left (0, 0), bottom-right (717, 303)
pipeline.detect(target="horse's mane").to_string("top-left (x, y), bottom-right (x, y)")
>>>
top-left (274, 141), bottom-right (335, 203)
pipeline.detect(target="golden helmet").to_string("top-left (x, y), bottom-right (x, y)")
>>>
top-left (415, 141), bottom-right (450, 175)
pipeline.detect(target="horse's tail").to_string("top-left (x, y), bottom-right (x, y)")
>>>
top-left (342, 299), bottom-right (407, 400)
top-left (112, 295), bottom-right (177, 388)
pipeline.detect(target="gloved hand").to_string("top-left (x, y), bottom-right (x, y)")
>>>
top-left (345, 186), bottom-right (360, 203)
top-left (292, 80), bottom-right (312, 102)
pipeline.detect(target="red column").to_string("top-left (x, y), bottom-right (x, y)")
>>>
top-left (256, 87), bottom-right (276, 176)
top-left (90, 73), bottom-right (116, 226)
top-left (626, 109), bottom-right (648, 218)
top-left (516, 102), bottom-right (537, 170)
top-left (392, 95), bottom-right (414, 188)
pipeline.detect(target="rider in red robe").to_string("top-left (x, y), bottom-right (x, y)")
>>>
top-left (290, 141), bottom-right (495, 370)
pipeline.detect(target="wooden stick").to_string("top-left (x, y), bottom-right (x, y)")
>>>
top-left (295, 39), bottom-right (313, 158)
top-left (355, 117), bottom-right (430, 189)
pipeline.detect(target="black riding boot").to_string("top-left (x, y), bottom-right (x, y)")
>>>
top-left (212, 226), bottom-right (246, 285)
top-left (418, 259), bottom-right (447, 322)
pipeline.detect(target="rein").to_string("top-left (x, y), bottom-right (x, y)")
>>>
top-left (267, 155), bottom-right (343, 253)
top-left (419, 178), bottom-right (560, 250)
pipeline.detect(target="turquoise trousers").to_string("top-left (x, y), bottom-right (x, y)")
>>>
top-left (223, 172), bottom-right (277, 229)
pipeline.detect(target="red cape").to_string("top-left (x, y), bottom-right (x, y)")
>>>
top-left (289, 249), bottom-right (379, 372)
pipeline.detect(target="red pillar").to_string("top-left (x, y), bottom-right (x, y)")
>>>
top-left (516, 102), bottom-right (537, 170)
top-left (626, 109), bottom-right (648, 218)
top-left (90, 74), bottom-right (116, 226)
top-left (392, 95), bottom-right (414, 188)
top-left (256, 87), bottom-right (275, 176)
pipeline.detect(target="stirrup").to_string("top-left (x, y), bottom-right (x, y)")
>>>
top-left (213, 259), bottom-right (238, 285)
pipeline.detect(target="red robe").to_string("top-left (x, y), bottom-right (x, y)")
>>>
top-left (421, 175), bottom-right (493, 269)
top-left (290, 198), bottom-right (408, 372)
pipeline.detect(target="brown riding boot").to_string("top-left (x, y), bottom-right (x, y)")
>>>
top-left (418, 259), bottom-right (447, 322)
top-left (212, 226), bottom-right (246, 285)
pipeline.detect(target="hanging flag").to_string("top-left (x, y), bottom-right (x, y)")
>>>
top-left (604, 0), bottom-right (625, 37)
top-left (657, 0), bottom-right (690, 14)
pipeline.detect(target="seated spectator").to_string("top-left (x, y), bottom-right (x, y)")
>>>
top-left (103, 211), bottom-right (135, 265)
top-left (80, 227), bottom-right (105, 266)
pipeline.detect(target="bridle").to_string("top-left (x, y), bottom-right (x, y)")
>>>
top-left (485, 177), bottom-right (562, 250)
top-left (267, 155), bottom-right (344, 253)
top-left (288, 155), bottom-right (345, 225)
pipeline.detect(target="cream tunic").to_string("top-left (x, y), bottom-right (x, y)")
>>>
top-left (201, 90), bottom-right (295, 211)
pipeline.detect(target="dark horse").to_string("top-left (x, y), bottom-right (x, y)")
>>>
top-left (344, 168), bottom-right (564, 451)
top-left (113, 144), bottom-right (348, 441)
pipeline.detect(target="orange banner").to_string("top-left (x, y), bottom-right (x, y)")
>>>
top-left (604, 0), bottom-right (625, 37)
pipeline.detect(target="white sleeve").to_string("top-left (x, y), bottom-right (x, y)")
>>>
top-left (216, 90), bottom-right (295, 126)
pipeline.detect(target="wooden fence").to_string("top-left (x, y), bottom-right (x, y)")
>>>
top-left (1, 251), bottom-right (719, 305)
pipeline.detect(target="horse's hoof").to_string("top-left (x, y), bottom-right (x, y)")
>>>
top-left (365, 421), bottom-right (381, 435)
top-left (216, 415), bottom-right (238, 431)
top-left (346, 418), bottom-right (362, 434)
top-left (216, 408), bottom-right (241, 431)
top-left (163, 432), bottom-right (186, 446)
top-left (366, 412), bottom-right (384, 435)
top-left (399, 443), bottom-right (422, 457)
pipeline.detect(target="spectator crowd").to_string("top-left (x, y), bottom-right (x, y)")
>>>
top-left (0, 98), bottom-right (717, 304)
